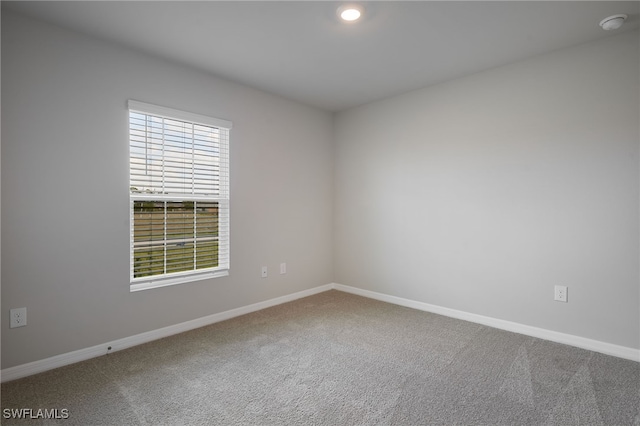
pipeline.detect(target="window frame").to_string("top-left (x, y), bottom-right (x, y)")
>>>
top-left (128, 100), bottom-right (231, 292)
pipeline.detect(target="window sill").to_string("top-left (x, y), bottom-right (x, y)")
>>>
top-left (130, 269), bottom-right (229, 292)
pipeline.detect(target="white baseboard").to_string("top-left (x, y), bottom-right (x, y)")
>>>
top-left (3, 282), bottom-right (637, 383)
top-left (332, 283), bottom-right (640, 362)
top-left (0, 284), bottom-right (333, 383)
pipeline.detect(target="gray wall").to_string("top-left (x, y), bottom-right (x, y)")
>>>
top-left (1, 12), bottom-right (334, 369)
top-left (334, 30), bottom-right (639, 349)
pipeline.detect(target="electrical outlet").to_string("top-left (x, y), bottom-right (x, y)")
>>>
top-left (280, 263), bottom-right (287, 274)
top-left (554, 285), bottom-right (568, 303)
top-left (10, 307), bottom-right (27, 328)
top-left (261, 266), bottom-right (268, 278)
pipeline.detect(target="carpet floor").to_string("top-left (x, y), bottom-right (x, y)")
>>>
top-left (1, 290), bottom-right (639, 425)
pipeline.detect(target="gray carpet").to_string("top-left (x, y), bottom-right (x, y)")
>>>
top-left (1, 290), bottom-right (639, 425)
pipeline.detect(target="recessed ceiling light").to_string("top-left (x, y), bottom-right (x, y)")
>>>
top-left (337, 5), bottom-right (363, 22)
top-left (599, 14), bottom-right (627, 31)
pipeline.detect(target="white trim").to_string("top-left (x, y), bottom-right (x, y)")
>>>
top-left (0, 284), bottom-right (333, 383)
top-left (130, 269), bottom-right (229, 292)
top-left (332, 283), bottom-right (640, 363)
top-left (3, 282), bottom-right (637, 383)
top-left (127, 100), bottom-right (232, 130)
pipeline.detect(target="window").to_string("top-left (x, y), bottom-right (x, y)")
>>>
top-left (128, 100), bottom-right (231, 291)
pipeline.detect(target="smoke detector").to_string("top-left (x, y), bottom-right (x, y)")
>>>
top-left (599, 14), bottom-right (627, 31)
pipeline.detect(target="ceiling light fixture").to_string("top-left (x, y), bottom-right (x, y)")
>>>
top-left (599, 14), bottom-right (627, 31)
top-left (337, 5), bottom-right (363, 22)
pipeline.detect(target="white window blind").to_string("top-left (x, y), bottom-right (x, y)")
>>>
top-left (128, 100), bottom-right (231, 291)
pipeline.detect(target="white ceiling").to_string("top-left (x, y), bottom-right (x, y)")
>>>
top-left (4, 1), bottom-right (639, 112)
